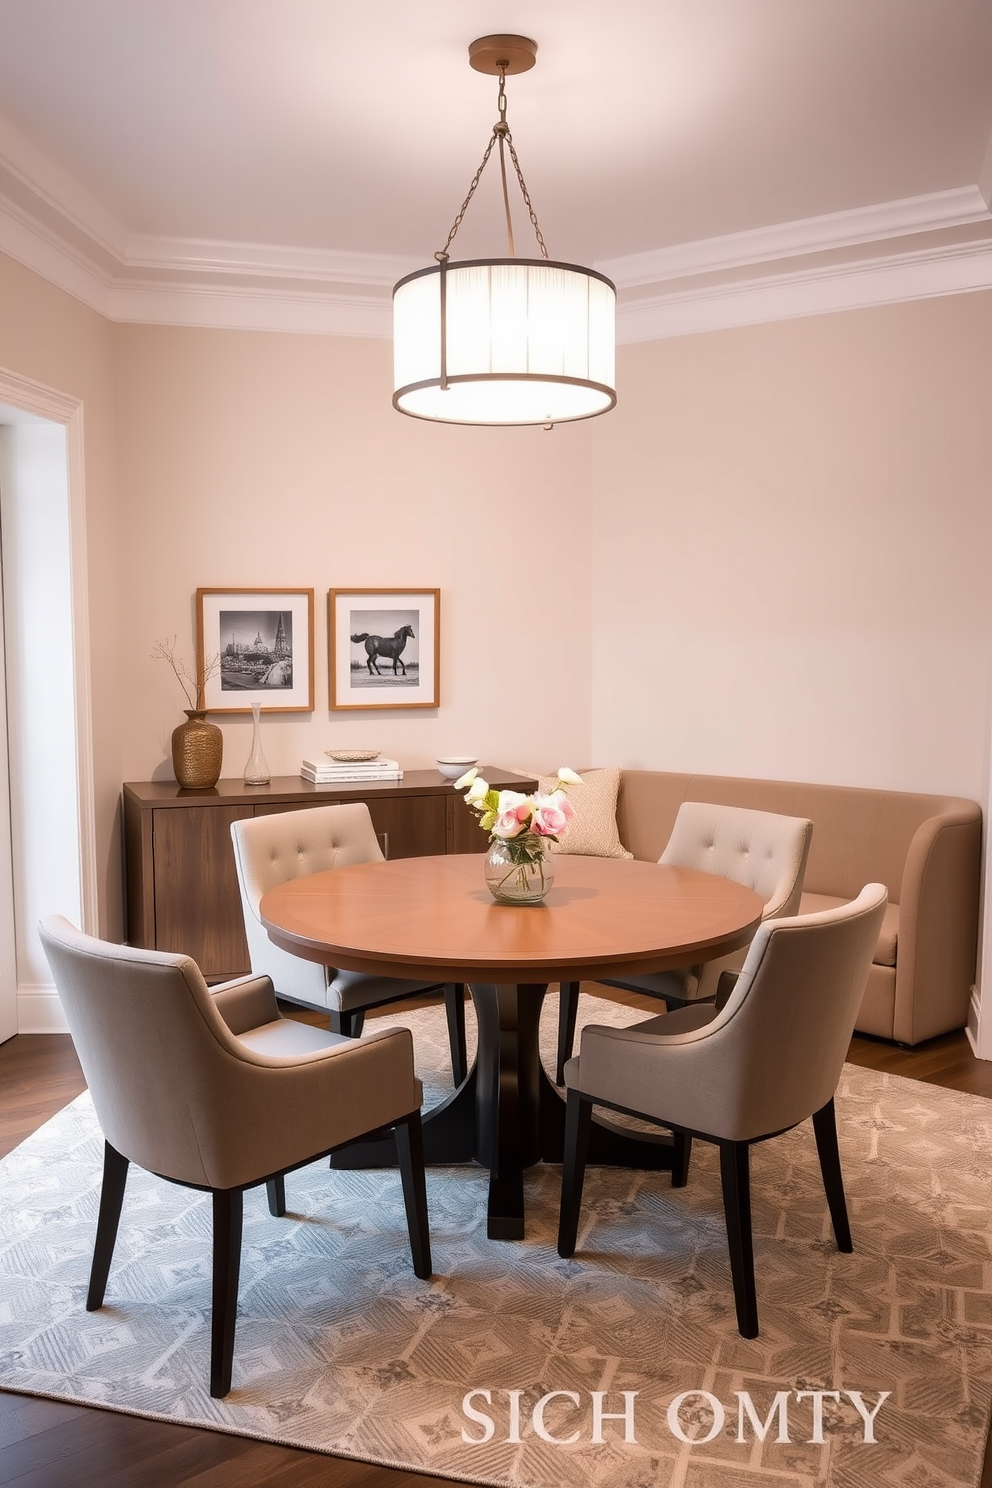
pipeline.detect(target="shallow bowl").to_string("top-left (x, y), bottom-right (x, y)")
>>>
top-left (436, 756), bottom-right (478, 779)
top-left (325, 749), bottom-right (380, 762)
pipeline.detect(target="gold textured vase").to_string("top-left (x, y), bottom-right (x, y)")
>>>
top-left (171, 709), bottom-right (223, 789)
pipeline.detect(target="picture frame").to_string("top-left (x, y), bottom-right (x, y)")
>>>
top-left (196, 588), bottom-right (315, 713)
top-left (329, 589), bottom-right (440, 710)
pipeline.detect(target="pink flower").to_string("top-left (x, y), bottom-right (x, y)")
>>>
top-left (531, 790), bottom-right (574, 838)
top-left (548, 789), bottom-right (576, 821)
top-left (491, 791), bottom-right (533, 840)
top-left (493, 809), bottom-right (528, 839)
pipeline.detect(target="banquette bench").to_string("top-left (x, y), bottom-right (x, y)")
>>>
top-left (610, 770), bottom-right (982, 1046)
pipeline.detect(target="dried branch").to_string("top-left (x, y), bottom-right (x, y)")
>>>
top-left (152, 637), bottom-right (219, 711)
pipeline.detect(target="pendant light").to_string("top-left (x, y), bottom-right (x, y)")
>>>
top-left (392, 35), bottom-right (617, 427)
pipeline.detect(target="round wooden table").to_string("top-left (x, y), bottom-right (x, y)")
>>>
top-left (260, 853), bottom-right (763, 1239)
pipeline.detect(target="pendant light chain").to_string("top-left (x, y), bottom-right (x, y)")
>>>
top-left (434, 66), bottom-right (550, 263)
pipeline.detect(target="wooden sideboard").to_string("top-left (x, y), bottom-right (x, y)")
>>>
top-left (122, 767), bottom-right (536, 981)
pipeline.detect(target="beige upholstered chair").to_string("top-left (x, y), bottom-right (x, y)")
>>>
top-left (39, 915), bottom-right (431, 1398)
top-left (557, 884), bottom-right (887, 1338)
top-left (555, 801), bottom-right (813, 1081)
top-left (231, 803), bottom-right (468, 1084)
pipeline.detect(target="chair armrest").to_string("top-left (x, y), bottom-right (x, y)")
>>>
top-left (210, 974), bottom-right (279, 1035)
top-left (714, 970), bottom-right (739, 1009)
top-left (894, 810), bottom-right (981, 1044)
top-left (194, 1022), bottom-right (423, 1190)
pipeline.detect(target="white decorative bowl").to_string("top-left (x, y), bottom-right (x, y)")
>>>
top-left (325, 749), bottom-right (380, 762)
top-left (436, 756), bottom-right (478, 779)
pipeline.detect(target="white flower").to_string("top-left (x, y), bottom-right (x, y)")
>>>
top-left (454, 766), bottom-right (480, 791)
top-left (495, 790), bottom-right (532, 815)
top-left (557, 766), bottom-right (583, 787)
top-left (465, 775), bottom-right (489, 805)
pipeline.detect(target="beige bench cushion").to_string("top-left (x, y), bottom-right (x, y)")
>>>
top-left (801, 891), bottom-right (899, 967)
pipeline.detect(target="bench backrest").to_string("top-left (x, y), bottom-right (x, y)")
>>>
top-left (616, 770), bottom-right (980, 902)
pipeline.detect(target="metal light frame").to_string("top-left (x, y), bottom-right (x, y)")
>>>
top-left (392, 35), bottom-right (617, 428)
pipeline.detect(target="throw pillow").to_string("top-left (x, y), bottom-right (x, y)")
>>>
top-left (537, 766), bottom-right (633, 859)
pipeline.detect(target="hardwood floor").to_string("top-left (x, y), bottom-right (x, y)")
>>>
top-left (2, 995), bottom-right (991, 1487)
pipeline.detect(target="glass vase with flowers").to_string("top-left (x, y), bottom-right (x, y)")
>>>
top-left (455, 766), bottom-right (582, 904)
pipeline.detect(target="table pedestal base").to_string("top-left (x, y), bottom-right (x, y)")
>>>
top-left (333, 983), bottom-right (677, 1240)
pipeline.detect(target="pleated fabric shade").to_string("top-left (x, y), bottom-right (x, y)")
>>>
top-left (393, 257), bottom-right (617, 426)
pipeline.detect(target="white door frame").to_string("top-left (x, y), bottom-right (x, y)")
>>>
top-left (0, 366), bottom-right (98, 945)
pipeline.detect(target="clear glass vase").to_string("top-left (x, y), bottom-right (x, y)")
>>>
top-left (484, 835), bottom-right (554, 905)
top-left (243, 702), bottom-right (271, 785)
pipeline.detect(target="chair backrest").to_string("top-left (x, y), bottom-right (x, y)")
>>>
top-left (660, 801), bottom-right (813, 998)
top-left (39, 915), bottom-right (264, 1188)
top-left (660, 801), bottom-right (813, 918)
top-left (705, 884), bottom-right (888, 1139)
top-left (230, 803), bottom-right (383, 1002)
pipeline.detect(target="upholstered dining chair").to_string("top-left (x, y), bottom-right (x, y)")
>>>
top-left (555, 801), bottom-right (814, 1082)
top-left (231, 803), bottom-right (468, 1085)
top-left (557, 883), bottom-right (887, 1338)
top-left (39, 915), bottom-right (432, 1399)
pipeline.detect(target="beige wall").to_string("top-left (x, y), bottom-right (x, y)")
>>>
top-left (2, 247), bottom-right (991, 948)
top-left (114, 325), bottom-right (596, 790)
top-left (0, 252), bottom-right (122, 935)
top-left (593, 293), bottom-right (992, 802)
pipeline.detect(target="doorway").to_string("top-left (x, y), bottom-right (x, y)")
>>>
top-left (0, 371), bottom-right (96, 1040)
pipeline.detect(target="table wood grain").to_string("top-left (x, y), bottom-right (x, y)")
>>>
top-left (260, 853), bottom-right (764, 984)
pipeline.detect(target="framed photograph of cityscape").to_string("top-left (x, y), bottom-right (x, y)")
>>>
top-left (329, 588), bottom-right (440, 710)
top-left (197, 588), bottom-right (315, 713)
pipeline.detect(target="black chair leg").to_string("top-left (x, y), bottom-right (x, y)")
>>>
top-left (671, 1132), bottom-right (693, 1188)
top-left (210, 1188), bottom-right (244, 1398)
top-left (394, 1112), bottom-right (432, 1280)
top-left (86, 1141), bottom-right (129, 1311)
top-left (812, 1097), bottom-right (852, 1252)
top-left (330, 1009), bottom-right (365, 1037)
top-left (444, 983), bottom-right (468, 1087)
top-left (557, 1088), bottom-right (594, 1257)
top-left (265, 1174), bottom-right (286, 1217)
top-left (555, 982), bottom-right (581, 1085)
top-left (719, 1140), bottom-right (758, 1338)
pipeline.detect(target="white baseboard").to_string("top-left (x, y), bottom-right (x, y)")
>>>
top-left (17, 982), bottom-right (68, 1033)
top-left (966, 983), bottom-right (986, 1059)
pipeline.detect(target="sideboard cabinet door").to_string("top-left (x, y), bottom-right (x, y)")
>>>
top-left (152, 805), bottom-right (253, 976)
top-left (252, 795), bottom-right (446, 859)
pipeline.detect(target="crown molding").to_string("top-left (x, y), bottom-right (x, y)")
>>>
top-left (598, 187), bottom-right (990, 289)
top-left (124, 234), bottom-right (417, 287)
top-left (0, 113), bottom-right (126, 263)
top-left (617, 237), bottom-right (992, 343)
top-left (0, 148), bottom-right (990, 345)
top-left (107, 281), bottom-right (394, 339)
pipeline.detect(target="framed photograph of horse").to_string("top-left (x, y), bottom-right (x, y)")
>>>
top-left (328, 589), bottom-right (440, 710)
top-left (196, 587), bottom-right (315, 713)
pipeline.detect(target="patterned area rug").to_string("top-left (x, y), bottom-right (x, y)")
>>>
top-left (2, 991), bottom-right (992, 1488)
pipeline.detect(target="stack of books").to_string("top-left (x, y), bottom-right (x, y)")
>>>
top-left (300, 756), bottom-right (404, 785)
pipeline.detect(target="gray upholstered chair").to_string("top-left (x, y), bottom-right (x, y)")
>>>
top-left (39, 915), bottom-right (431, 1398)
top-left (557, 884), bottom-right (887, 1338)
top-left (555, 801), bottom-right (814, 1081)
top-left (231, 803), bottom-right (468, 1084)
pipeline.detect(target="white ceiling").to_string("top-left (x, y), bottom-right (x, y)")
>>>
top-left (1, 0), bottom-right (991, 340)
